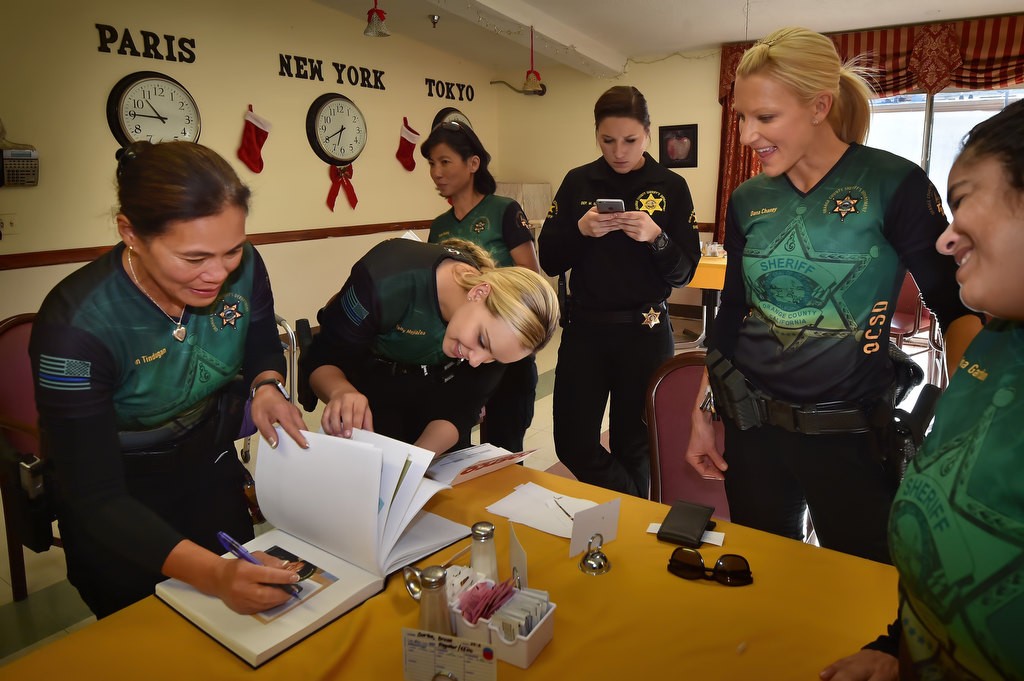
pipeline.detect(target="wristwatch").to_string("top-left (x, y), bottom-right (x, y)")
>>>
top-left (250, 378), bottom-right (290, 402)
top-left (649, 230), bottom-right (670, 252)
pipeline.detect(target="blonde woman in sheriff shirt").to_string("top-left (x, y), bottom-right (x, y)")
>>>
top-left (684, 27), bottom-right (983, 564)
top-left (29, 142), bottom-right (308, 618)
top-left (301, 238), bottom-right (558, 455)
top-left (538, 85), bottom-right (701, 497)
top-left (421, 120), bottom-right (541, 453)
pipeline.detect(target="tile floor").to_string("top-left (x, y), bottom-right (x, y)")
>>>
top-left (1, 315), bottom-right (925, 665)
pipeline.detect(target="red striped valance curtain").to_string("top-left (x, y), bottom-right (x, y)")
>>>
top-left (714, 14), bottom-right (1024, 241)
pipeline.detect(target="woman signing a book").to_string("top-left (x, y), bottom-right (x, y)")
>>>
top-left (299, 237), bottom-right (558, 454)
top-left (30, 141), bottom-right (308, 618)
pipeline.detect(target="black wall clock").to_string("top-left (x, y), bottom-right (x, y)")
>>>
top-left (106, 71), bottom-right (201, 146)
top-left (432, 107), bottom-right (472, 130)
top-left (306, 93), bottom-right (367, 166)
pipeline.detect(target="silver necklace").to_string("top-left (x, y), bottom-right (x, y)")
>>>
top-left (127, 247), bottom-right (187, 342)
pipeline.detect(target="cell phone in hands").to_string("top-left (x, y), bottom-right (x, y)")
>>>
top-left (595, 198), bottom-right (625, 213)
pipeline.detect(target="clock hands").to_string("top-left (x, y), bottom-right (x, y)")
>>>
top-left (144, 100), bottom-right (168, 124)
top-left (325, 125), bottom-right (346, 147)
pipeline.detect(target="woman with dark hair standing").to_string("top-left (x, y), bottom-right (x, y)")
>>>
top-left (421, 121), bottom-right (541, 452)
top-left (539, 85), bottom-right (701, 497)
top-left (30, 141), bottom-right (308, 618)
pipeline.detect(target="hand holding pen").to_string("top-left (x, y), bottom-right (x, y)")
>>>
top-left (217, 531), bottom-right (303, 600)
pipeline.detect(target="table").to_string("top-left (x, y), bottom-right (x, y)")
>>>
top-left (678, 255), bottom-right (727, 349)
top-left (0, 466), bottom-right (896, 680)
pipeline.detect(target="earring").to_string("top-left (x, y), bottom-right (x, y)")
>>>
top-left (812, 118), bottom-right (820, 126)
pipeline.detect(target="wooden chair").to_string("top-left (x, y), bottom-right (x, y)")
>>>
top-left (0, 313), bottom-right (61, 601)
top-left (645, 350), bottom-right (730, 520)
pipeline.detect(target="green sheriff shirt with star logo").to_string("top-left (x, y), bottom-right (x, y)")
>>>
top-left (32, 242), bottom-right (272, 430)
top-left (716, 143), bottom-right (970, 403)
top-left (427, 193), bottom-right (534, 267)
top-left (889, 320), bottom-right (1024, 680)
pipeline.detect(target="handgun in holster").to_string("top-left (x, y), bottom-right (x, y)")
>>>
top-left (706, 348), bottom-right (764, 430)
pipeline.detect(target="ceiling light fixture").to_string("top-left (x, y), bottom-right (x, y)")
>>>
top-left (363, 0), bottom-right (390, 37)
top-left (490, 26), bottom-right (547, 96)
top-left (430, 14), bottom-right (440, 28)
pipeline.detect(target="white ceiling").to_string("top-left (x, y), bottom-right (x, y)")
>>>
top-left (318, 0), bottom-right (1023, 78)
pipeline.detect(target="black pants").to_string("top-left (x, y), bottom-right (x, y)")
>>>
top-left (355, 361), bottom-right (503, 452)
top-left (552, 319), bottom-right (673, 497)
top-left (480, 354), bottom-right (538, 453)
top-left (721, 415), bottom-right (896, 564)
top-left (58, 420), bottom-right (253, 618)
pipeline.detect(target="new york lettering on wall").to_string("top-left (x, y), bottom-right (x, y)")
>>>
top-left (278, 55), bottom-right (386, 91)
top-left (96, 23), bottom-right (197, 63)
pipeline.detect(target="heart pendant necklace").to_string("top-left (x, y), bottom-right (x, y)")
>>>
top-left (127, 247), bottom-right (187, 342)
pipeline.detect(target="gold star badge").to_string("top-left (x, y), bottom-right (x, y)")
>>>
top-left (642, 307), bottom-right (662, 328)
top-left (832, 194), bottom-right (860, 221)
top-left (218, 302), bottom-right (243, 327)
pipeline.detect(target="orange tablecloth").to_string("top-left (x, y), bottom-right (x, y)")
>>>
top-left (0, 466), bottom-right (896, 680)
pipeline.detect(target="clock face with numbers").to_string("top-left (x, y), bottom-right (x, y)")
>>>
top-left (306, 93), bottom-right (367, 166)
top-left (432, 107), bottom-right (472, 131)
top-left (106, 71), bottom-right (201, 147)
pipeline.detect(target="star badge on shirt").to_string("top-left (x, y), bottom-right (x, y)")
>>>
top-left (219, 302), bottom-right (244, 327)
top-left (641, 307), bottom-right (662, 328)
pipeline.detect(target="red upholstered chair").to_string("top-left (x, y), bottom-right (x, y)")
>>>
top-left (645, 350), bottom-right (729, 520)
top-left (0, 312), bottom-right (61, 601)
top-left (890, 272), bottom-right (946, 388)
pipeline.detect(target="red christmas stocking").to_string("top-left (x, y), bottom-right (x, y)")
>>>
top-left (395, 117), bottom-right (420, 171)
top-left (237, 105), bottom-right (271, 173)
top-left (327, 164), bottom-right (357, 211)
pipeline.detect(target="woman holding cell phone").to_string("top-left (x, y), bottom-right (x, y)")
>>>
top-left (538, 85), bottom-right (701, 497)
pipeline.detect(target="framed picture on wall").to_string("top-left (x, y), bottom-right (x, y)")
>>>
top-left (658, 124), bottom-right (698, 168)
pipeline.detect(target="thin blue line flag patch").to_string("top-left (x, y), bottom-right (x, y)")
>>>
top-left (38, 354), bottom-right (92, 391)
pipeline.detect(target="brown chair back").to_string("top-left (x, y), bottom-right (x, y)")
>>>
top-left (645, 350), bottom-right (730, 520)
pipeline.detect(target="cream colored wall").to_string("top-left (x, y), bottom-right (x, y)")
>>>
top-left (0, 0), bottom-right (723, 323)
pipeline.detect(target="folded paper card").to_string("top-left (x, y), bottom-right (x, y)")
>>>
top-left (155, 428), bottom-right (469, 667)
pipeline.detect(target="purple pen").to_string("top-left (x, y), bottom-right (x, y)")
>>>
top-left (217, 531), bottom-right (301, 599)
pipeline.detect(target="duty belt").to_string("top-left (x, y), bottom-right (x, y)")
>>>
top-left (373, 357), bottom-right (462, 383)
top-left (119, 395), bottom-right (217, 452)
top-left (569, 300), bottom-right (667, 327)
top-left (756, 396), bottom-right (873, 435)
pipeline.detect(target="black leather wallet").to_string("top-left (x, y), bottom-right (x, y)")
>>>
top-left (656, 500), bottom-right (716, 547)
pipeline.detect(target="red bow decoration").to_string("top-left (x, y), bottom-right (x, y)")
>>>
top-left (327, 164), bottom-right (357, 211)
top-left (367, 0), bottom-right (386, 23)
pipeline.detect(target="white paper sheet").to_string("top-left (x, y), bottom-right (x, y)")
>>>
top-left (485, 482), bottom-right (597, 538)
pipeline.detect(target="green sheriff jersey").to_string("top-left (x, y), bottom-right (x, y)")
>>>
top-left (889, 320), bottom-right (1024, 680)
top-left (427, 193), bottom-right (533, 267)
top-left (714, 144), bottom-right (973, 403)
top-left (32, 242), bottom-right (281, 430)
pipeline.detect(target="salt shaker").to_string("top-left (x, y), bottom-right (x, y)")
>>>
top-left (417, 565), bottom-right (453, 635)
top-left (470, 521), bottom-right (498, 582)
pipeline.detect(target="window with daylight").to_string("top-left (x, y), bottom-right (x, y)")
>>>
top-left (867, 87), bottom-right (1024, 215)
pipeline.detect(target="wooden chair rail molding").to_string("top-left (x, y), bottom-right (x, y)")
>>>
top-left (0, 220), bottom-right (716, 272)
top-left (0, 220), bottom-right (434, 271)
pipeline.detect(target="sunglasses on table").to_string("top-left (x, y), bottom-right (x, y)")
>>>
top-left (667, 547), bottom-right (753, 586)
